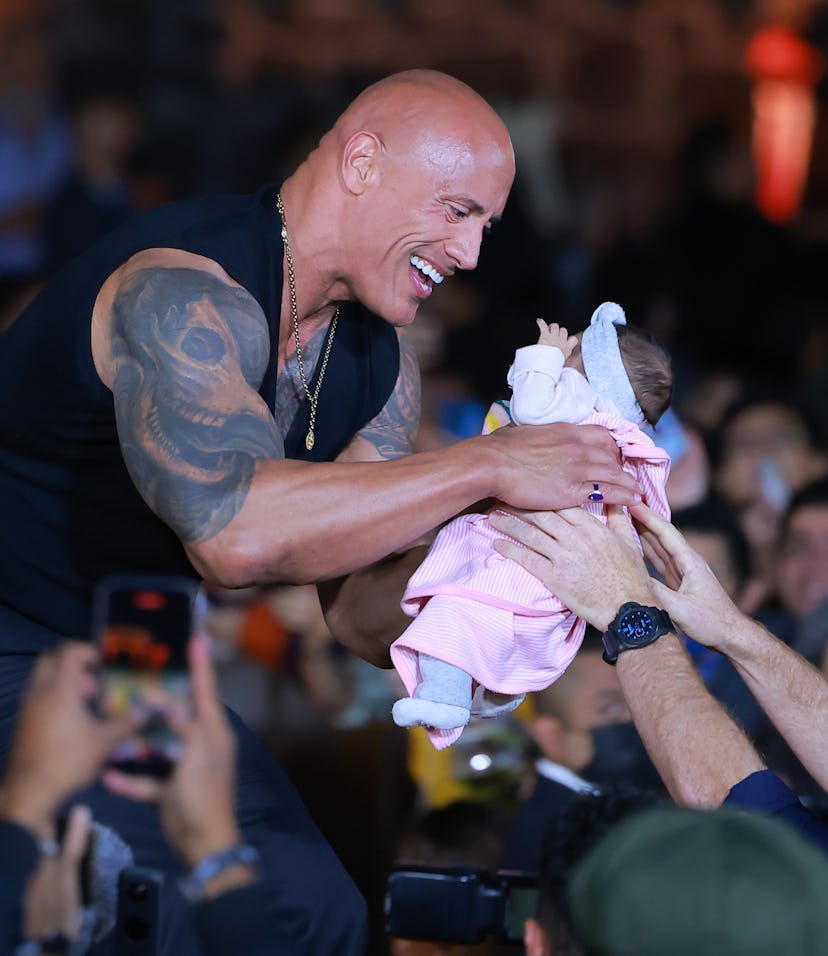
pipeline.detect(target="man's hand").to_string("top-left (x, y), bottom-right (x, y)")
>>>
top-left (485, 423), bottom-right (641, 511)
top-left (630, 503), bottom-right (749, 651)
top-left (488, 505), bottom-right (656, 628)
top-left (535, 318), bottom-right (577, 357)
top-left (0, 642), bottom-right (135, 841)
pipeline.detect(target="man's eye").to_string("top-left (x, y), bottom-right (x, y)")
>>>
top-left (449, 206), bottom-right (469, 219)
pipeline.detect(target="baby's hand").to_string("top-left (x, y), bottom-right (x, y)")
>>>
top-left (536, 318), bottom-right (578, 357)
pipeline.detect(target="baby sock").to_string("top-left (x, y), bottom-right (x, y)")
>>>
top-left (392, 653), bottom-right (472, 730)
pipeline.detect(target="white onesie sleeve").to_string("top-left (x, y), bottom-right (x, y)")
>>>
top-left (507, 344), bottom-right (598, 425)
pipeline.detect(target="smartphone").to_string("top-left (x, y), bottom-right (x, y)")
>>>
top-left (94, 574), bottom-right (201, 779)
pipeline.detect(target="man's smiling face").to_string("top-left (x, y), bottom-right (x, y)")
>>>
top-left (343, 95), bottom-right (515, 327)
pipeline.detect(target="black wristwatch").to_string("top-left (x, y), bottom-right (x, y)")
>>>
top-left (602, 601), bottom-right (675, 665)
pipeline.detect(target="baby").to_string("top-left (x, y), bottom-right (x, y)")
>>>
top-left (390, 302), bottom-right (673, 749)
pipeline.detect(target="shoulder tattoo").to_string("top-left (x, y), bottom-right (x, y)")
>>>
top-left (110, 267), bottom-right (284, 544)
top-left (357, 328), bottom-right (421, 460)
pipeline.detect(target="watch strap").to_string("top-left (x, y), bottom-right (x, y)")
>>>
top-left (179, 843), bottom-right (260, 902)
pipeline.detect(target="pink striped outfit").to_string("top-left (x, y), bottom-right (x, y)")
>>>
top-left (390, 394), bottom-right (671, 749)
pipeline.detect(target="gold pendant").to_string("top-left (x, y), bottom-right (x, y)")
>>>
top-left (305, 428), bottom-right (315, 451)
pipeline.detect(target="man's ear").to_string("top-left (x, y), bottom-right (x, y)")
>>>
top-left (341, 131), bottom-right (382, 195)
top-left (529, 714), bottom-right (567, 763)
top-left (524, 917), bottom-right (552, 956)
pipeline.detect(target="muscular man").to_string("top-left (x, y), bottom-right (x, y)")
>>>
top-left (0, 70), bottom-right (637, 955)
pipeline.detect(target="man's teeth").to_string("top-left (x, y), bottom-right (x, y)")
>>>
top-left (410, 255), bottom-right (444, 284)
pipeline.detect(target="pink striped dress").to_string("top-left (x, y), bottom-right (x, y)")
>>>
top-left (390, 408), bottom-right (671, 749)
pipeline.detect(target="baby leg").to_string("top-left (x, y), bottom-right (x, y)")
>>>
top-left (392, 652), bottom-right (472, 730)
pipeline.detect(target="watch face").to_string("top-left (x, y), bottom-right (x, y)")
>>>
top-left (617, 607), bottom-right (656, 645)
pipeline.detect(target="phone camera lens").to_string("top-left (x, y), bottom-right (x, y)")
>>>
top-left (129, 882), bottom-right (149, 902)
top-left (123, 915), bottom-right (149, 940)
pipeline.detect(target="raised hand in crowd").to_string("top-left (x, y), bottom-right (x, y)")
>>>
top-left (103, 633), bottom-right (256, 899)
top-left (632, 502), bottom-right (828, 794)
top-left (489, 504), bottom-right (765, 807)
top-left (0, 642), bottom-right (135, 954)
top-left (0, 642), bottom-right (134, 843)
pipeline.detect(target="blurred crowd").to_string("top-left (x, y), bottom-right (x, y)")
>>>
top-left (2, 1), bottom-right (828, 954)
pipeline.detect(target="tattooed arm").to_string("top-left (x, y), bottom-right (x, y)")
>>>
top-left (105, 264), bottom-right (454, 599)
top-left (102, 258), bottom-right (640, 604)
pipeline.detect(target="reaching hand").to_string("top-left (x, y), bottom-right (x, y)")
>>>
top-left (488, 505), bottom-right (657, 628)
top-left (629, 503), bottom-right (747, 650)
top-left (535, 318), bottom-right (578, 357)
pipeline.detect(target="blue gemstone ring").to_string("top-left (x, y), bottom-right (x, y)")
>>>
top-left (588, 483), bottom-right (604, 502)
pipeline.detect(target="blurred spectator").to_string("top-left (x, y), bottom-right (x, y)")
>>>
top-left (711, 387), bottom-right (828, 606)
top-left (40, 91), bottom-right (142, 275)
top-left (0, 633), bottom-right (317, 955)
top-left (761, 475), bottom-right (828, 661)
top-left (499, 627), bottom-right (663, 875)
top-left (759, 476), bottom-right (828, 799)
top-left (0, 642), bottom-right (134, 954)
top-left (0, 12), bottom-right (71, 284)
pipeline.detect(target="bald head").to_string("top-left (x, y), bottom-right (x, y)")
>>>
top-left (334, 69), bottom-right (513, 160)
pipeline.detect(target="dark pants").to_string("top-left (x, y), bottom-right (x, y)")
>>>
top-left (0, 654), bottom-right (368, 956)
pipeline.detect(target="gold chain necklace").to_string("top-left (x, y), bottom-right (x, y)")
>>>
top-left (276, 192), bottom-right (338, 451)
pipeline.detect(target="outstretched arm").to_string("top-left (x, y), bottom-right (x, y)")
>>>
top-left (101, 260), bottom-right (641, 592)
top-left (632, 503), bottom-right (828, 793)
top-left (488, 507), bottom-right (765, 807)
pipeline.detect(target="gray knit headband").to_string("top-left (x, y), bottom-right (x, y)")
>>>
top-left (580, 301), bottom-right (645, 425)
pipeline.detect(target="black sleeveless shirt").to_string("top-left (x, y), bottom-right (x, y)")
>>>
top-left (0, 184), bottom-right (400, 651)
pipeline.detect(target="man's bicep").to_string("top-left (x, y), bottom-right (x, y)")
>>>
top-left (338, 328), bottom-right (420, 462)
top-left (109, 266), bottom-right (284, 544)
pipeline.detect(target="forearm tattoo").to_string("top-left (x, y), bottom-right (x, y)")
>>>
top-left (110, 267), bottom-right (284, 544)
top-left (357, 329), bottom-right (421, 459)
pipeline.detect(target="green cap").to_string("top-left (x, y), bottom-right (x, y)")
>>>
top-left (567, 805), bottom-right (828, 956)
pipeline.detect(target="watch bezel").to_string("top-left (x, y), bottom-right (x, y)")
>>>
top-left (602, 601), bottom-right (674, 665)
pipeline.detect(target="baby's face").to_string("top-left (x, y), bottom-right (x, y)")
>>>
top-left (565, 333), bottom-right (585, 374)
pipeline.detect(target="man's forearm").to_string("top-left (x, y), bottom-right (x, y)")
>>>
top-left (188, 439), bottom-right (496, 588)
top-left (719, 620), bottom-right (828, 791)
top-left (616, 635), bottom-right (766, 807)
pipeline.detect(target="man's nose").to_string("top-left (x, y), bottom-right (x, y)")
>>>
top-left (445, 222), bottom-right (484, 271)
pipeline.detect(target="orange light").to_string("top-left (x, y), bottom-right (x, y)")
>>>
top-left (744, 25), bottom-right (824, 223)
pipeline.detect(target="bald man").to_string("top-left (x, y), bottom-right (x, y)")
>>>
top-left (0, 70), bottom-right (638, 956)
